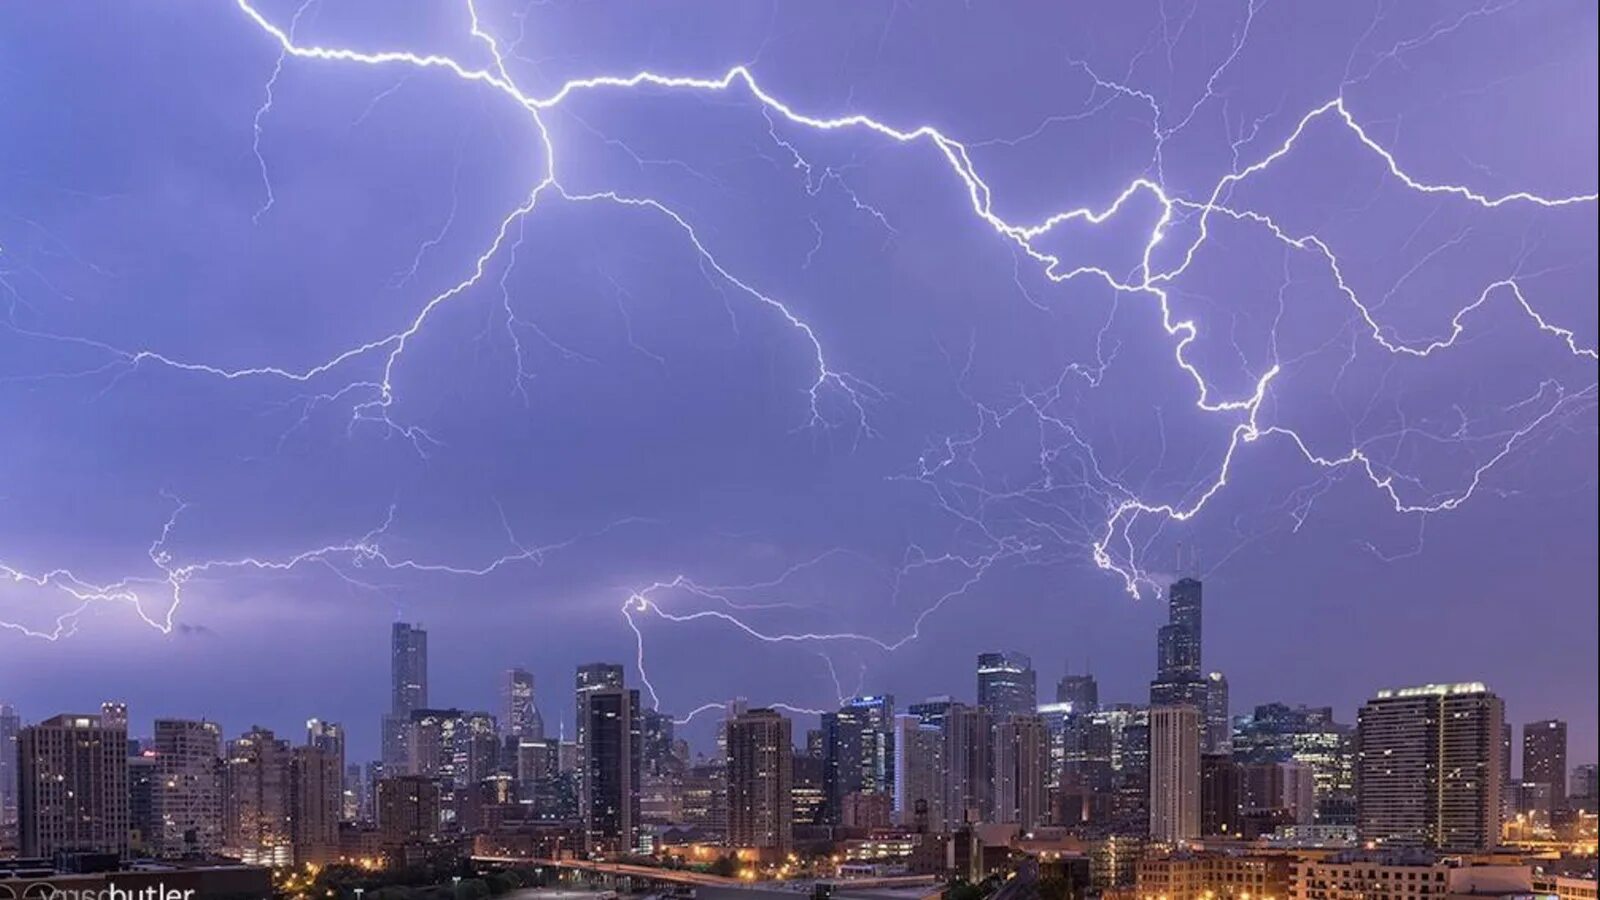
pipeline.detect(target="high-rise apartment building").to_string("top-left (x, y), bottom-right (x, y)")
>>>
top-left (893, 715), bottom-right (946, 832)
top-left (581, 685), bottom-right (641, 854)
top-left (151, 718), bottom-right (223, 857)
top-left (18, 713), bottom-right (130, 858)
top-left (290, 744), bottom-right (342, 865)
top-left (1356, 682), bottom-right (1503, 851)
top-left (942, 702), bottom-right (992, 829)
top-left (376, 775), bottom-right (442, 844)
top-left (1523, 719), bottom-right (1567, 808)
top-left (222, 726), bottom-right (293, 866)
top-left (726, 708), bottom-right (793, 854)
top-left (977, 652), bottom-right (1037, 719)
top-left (1150, 705), bottom-right (1201, 844)
top-left (822, 695), bottom-right (896, 825)
top-left (992, 714), bottom-right (1050, 830)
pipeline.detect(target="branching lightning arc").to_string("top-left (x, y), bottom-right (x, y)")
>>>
top-left (2, 0), bottom-right (1595, 720)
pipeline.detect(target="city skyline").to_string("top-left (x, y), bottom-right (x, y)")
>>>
top-left (2, 0), bottom-right (1596, 799)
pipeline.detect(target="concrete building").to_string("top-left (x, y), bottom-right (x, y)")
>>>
top-left (0, 703), bottom-right (20, 833)
top-left (1149, 706), bottom-right (1201, 844)
top-left (151, 718), bottom-right (223, 857)
top-left (1289, 855), bottom-right (1536, 900)
top-left (290, 744), bottom-right (343, 865)
top-left (943, 702), bottom-right (992, 829)
top-left (376, 775), bottom-right (442, 844)
top-left (1356, 683), bottom-right (1503, 851)
top-left (1136, 851), bottom-right (1291, 900)
top-left (18, 713), bottom-right (130, 858)
top-left (893, 715), bottom-right (946, 832)
top-left (725, 708), bottom-right (793, 854)
top-left (992, 714), bottom-right (1050, 831)
top-left (222, 727), bottom-right (292, 866)
top-left (1522, 720), bottom-right (1567, 809)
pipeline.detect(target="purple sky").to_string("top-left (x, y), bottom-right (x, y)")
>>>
top-left (1, 0), bottom-right (1596, 766)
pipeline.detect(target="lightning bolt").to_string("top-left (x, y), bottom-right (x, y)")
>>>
top-left (2, 0), bottom-right (1594, 724)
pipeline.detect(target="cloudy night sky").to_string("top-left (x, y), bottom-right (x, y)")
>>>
top-left (1, 0), bottom-right (1595, 764)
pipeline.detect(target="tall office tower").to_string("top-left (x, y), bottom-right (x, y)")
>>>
top-left (582, 686), bottom-right (642, 854)
top-left (726, 709), bottom-right (793, 853)
top-left (1199, 753), bottom-right (1240, 836)
top-left (222, 727), bottom-right (293, 865)
top-left (573, 662), bottom-right (625, 826)
top-left (151, 719), bottom-right (223, 857)
top-left (908, 697), bottom-right (954, 728)
top-left (1233, 703), bottom-right (1356, 825)
top-left (1056, 670), bottom-right (1099, 713)
top-left (1037, 702), bottom-right (1074, 791)
top-left (1151, 578), bottom-right (1209, 710)
top-left (290, 744), bottom-right (342, 865)
top-left (893, 716), bottom-right (946, 832)
top-left (1204, 673), bottom-right (1230, 754)
top-left (641, 709), bottom-right (678, 777)
top-left (129, 752), bottom-right (159, 854)
top-left (977, 652), bottom-right (1037, 719)
top-left (0, 703), bottom-right (18, 829)
top-left (17, 713), bottom-right (130, 857)
top-left (1149, 705), bottom-right (1201, 844)
top-left (504, 668), bottom-right (543, 740)
top-left (1356, 682), bottom-right (1504, 851)
top-left (992, 714), bottom-right (1050, 831)
top-left (100, 701), bottom-right (130, 731)
top-left (805, 729), bottom-right (826, 760)
top-left (821, 695), bottom-right (896, 825)
top-left (1523, 720), bottom-right (1568, 808)
top-left (383, 622), bottom-right (429, 773)
top-left (376, 775), bottom-right (442, 844)
top-left (515, 738), bottom-right (559, 815)
top-left (942, 702), bottom-right (992, 829)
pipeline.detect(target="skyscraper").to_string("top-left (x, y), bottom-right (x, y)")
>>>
top-left (991, 714), bottom-right (1050, 831)
top-left (942, 702), bottom-right (992, 830)
top-left (1233, 702), bottom-right (1355, 825)
top-left (894, 715), bottom-right (946, 832)
top-left (822, 695), bottom-right (896, 824)
top-left (574, 663), bottom-right (625, 829)
top-left (408, 708), bottom-right (500, 824)
top-left (504, 668), bottom-right (543, 741)
top-left (152, 718), bottom-right (223, 857)
top-left (383, 622), bottom-right (429, 773)
top-left (223, 726), bottom-right (293, 866)
top-left (0, 703), bottom-right (18, 830)
top-left (1523, 719), bottom-right (1567, 808)
top-left (290, 744), bottom-right (342, 865)
top-left (1356, 683), bottom-right (1503, 851)
top-left (582, 685), bottom-right (641, 854)
top-left (726, 708), bottom-right (793, 853)
top-left (1149, 705), bottom-right (1201, 844)
top-left (1056, 670), bottom-right (1099, 713)
top-left (1204, 672), bottom-right (1230, 754)
top-left (977, 652), bottom-right (1037, 719)
top-left (1150, 578), bottom-right (1208, 710)
top-left (18, 713), bottom-right (130, 857)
